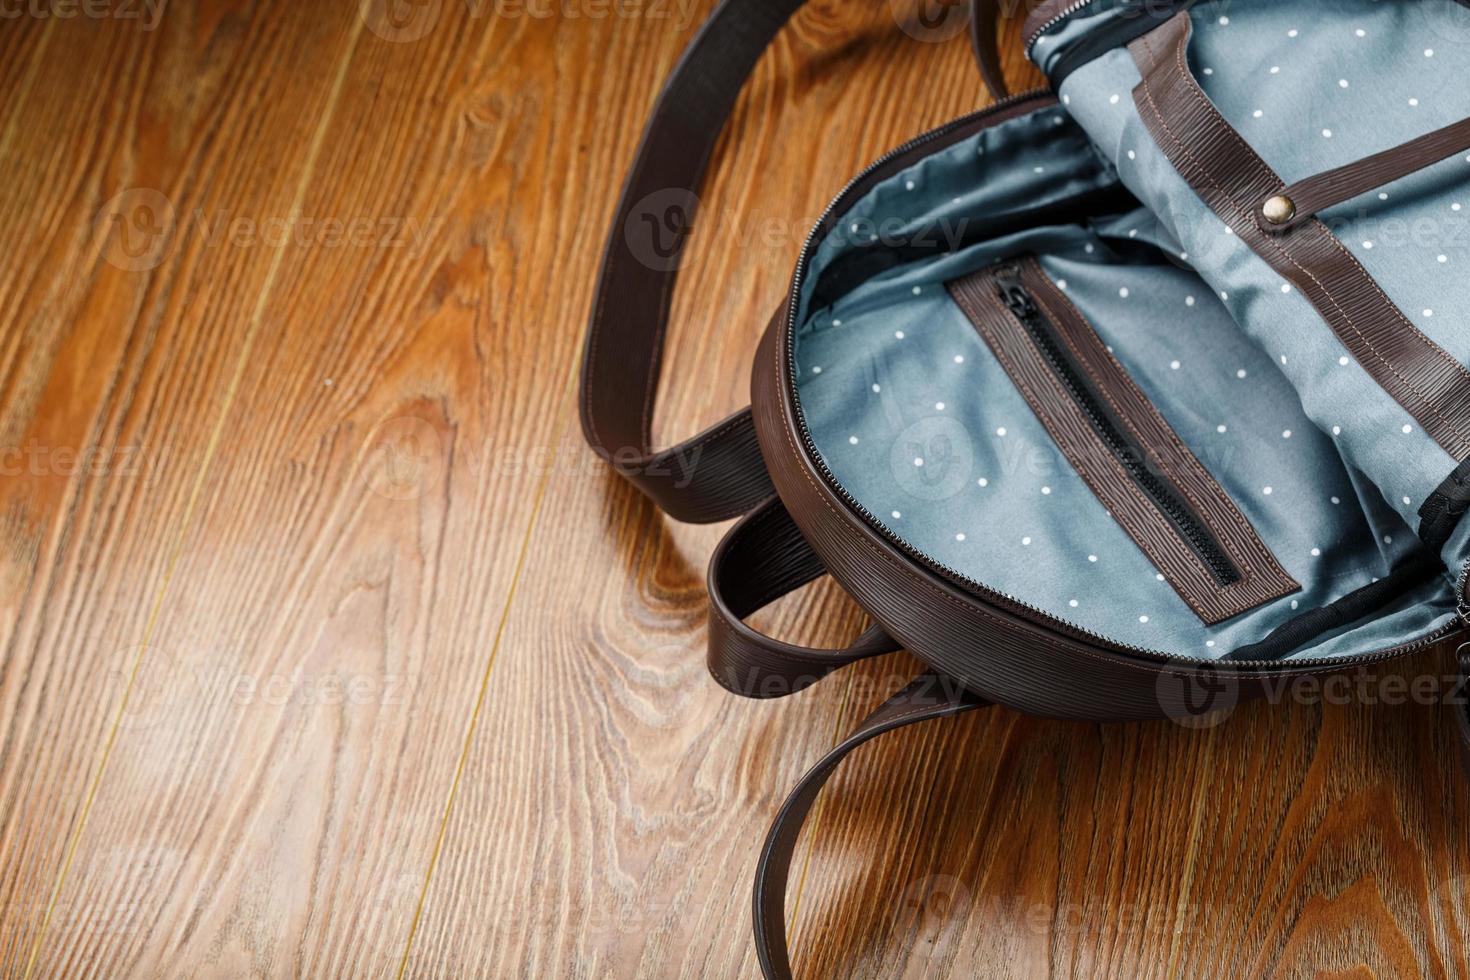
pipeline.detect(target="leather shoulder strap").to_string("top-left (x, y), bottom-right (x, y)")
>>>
top-left (580, 0), bottom-right (815, 523)
top-left (707, 496), bottom-right (900, 697)
top-left (968, 0), bottom-right (1009, 101)
top-left (754, 672), bottom-right (991, 978)
top-left (582, 0), bottom-right (1008, 523)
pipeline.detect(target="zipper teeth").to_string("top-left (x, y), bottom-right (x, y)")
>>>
top-left (997, 264), bottom-right (1239, 587)
top-left (1024, 0), bottom-right (1097, 53)
top-left (781, 93), bottom-right (1454, 670)
top-left (1457, 560), bottom-right (1470, 625)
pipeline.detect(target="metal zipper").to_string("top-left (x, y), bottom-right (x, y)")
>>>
top-left (779, 95), bottom-right (1460, 670)
top-left (1023, 0), bottom-right (1098, 54)
top-left (992, 262), bottom-right (1240, 587)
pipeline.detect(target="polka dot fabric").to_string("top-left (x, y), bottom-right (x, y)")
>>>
top-left (792, 105), bottom-right (1460, 661)
top-left (1049, 0), bottom-right (1470, 548)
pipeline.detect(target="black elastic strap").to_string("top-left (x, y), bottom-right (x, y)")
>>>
top-left (1223, 549), bottom-right (1444, 662)
top-left (1418, 457), bottom-right (1470, 553)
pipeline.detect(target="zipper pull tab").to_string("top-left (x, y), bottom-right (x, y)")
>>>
top-left (994, 264), bottom-right (1036, 319)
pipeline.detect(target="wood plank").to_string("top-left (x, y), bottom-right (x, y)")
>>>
top-left (16, 3), bottom-right (614, 977)
top-left (0, 3), bottom-right (375, 971)
top-left (400, 4), bottom-right (1019, 976)
top-left (6, 1), bottom-right (1466, 977)
top-left (784, 647), bottom-right (1470, 977)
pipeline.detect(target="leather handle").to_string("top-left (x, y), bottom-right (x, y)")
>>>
top-left (708, 496), bottom-right (901, 697)
top-left (969, 0), bottom-right (1009, 101)
top-left (580, 0), bottom-right (814, 523)
top-left (754, 672), bottom-right (991, 979)
top-left (582, 0), bottom-right (1010, 522)
top-left (1456, 643), bottom-right (1470, 774)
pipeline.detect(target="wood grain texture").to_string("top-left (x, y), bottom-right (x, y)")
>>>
top-left (0, 0), bottom-right (1466, 978)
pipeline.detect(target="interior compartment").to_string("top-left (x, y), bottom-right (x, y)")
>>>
top-left (1045, 0), bottom-right (1470, 551)
top-left (790, 106), bottom-right (1460, 660)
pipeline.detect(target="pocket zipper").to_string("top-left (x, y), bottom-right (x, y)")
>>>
top-left (990, 262), bottom-right (1241, 587)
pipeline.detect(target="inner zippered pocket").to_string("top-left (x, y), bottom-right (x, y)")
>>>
top-left (947, 256), bottom-right (1299, 624)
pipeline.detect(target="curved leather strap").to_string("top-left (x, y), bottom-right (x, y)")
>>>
top-left (580, 0), bottom-right (820, 522)
top-left (754, 672), bottom-right (991, 978)
top-left (582, 0), bottom-right (1010, 522)
top-left (968, 0), bottom-right (1009, 101)
top-left (708, 496), bottom-right (900, 697)
top-left (1456, 643), bottom-right (1470, 775)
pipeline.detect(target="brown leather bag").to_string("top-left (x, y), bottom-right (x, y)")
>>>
top-left (581, 1), bottom-right (1470, 974)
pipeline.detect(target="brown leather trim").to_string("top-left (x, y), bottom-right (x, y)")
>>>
top-left (1128, 12), bottom-right (1470, 461)
top-left (947, 258), bottom-right (1297, 623)
top-left (969, 0), bottom-right (1010, 101)
top-left (1258, 114), bottom-right (1470, 234)
top-left (580, 0), bottom-right (817, 522)
top-left (705, 495), bottom-right (899, 698)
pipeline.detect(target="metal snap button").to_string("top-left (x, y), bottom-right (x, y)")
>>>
top-left (1262, 194), bottom-right (1296, 224)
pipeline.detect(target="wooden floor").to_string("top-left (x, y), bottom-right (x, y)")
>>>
top-left (1, 1), bottom-right (1468, 976)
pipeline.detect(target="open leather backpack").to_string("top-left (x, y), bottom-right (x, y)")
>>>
top-left (579, 0), bottom-right (1470, 973)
